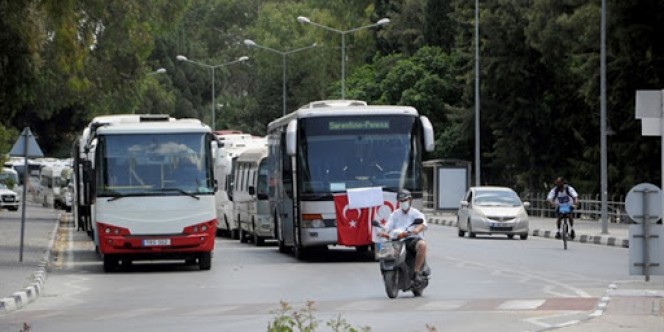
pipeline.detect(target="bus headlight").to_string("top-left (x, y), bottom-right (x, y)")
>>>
top-left (302, 214), bottom-right (325, 228)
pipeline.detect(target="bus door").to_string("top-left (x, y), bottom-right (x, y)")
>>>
top-left (279, 131), bottom-right (296, 246)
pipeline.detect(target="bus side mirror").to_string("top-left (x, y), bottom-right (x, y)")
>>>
top-left (211, 140), bottom-right (220, 165)
top-left (420, 116), bottom-right (435, 152)
top-left (248, 186), bottom-right (255, 196)
top-left (286, 120), bottom-right (297, 156)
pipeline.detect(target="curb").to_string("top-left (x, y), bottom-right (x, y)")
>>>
top-left (0, 213), bottom-right (62, 314)
top-left (428, 216), bottom-right (630, 248)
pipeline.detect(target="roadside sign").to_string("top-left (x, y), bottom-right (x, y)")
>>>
top-left (8, 127), bottom-right (44, 262)
top-left (629, 225), bottom-right (663, 277)
top-left (625, 183), bottom-right (663, 281)
top-left (625, 183), bottom-right (662, 224)
top-left (9, 127), bottom-right (44, 158)
top-left (635, 90), bottom-right (662, 119)
top-left (641, 118), bottom-right (662, 136)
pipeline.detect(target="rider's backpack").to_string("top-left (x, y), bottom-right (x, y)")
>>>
top-left (554, 185), bottom-right (572, 199)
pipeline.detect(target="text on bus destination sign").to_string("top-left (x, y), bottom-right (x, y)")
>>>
top-left (328, 120), bottom-right (390, 131)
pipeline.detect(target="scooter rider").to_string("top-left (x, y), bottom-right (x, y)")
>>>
top-left (381, 189), bottom-right (428, 284)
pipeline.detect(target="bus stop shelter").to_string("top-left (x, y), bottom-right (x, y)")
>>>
top-left (423, 159), bottom-right (471, 212)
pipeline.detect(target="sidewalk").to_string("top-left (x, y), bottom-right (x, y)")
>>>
top-left (426, 211), bottom-right (631, 248)
top-left (0, 198), bottom-right (60, 313)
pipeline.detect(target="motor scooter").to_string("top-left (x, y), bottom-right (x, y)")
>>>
top-left (372, 219), bottom-right (430, 298)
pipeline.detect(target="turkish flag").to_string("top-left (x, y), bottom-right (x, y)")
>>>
top-left (333, 194), bottom-right (373, 246)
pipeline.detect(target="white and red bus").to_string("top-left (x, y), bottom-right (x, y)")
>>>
top-left (267, 100), bottom-right (435, 259)
top-left (76, 115), bottom-right (218, 271)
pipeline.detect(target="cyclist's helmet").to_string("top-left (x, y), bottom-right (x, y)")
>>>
top-left (397, 189), bottom-right (412, 201)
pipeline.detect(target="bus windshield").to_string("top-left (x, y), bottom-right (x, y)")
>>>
top-left (96, 133), bottom-right (214, 197)
top-left (298, 115), bottom-right (422, 194)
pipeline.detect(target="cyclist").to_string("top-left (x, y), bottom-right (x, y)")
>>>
top-left (547, 177), bottom-right (579, 239)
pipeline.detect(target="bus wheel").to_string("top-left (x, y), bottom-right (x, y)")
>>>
top-left (254, 234), bottom-right (264, 246)
top-left (293, 245), bottom-right (308, 260)
top-left (253, 220), bottom-right (264, 246)
top-left (355, 245), bottom-right (370, 253)
top-left (199, 252), bottom-right (212, 270)
top-left (239, 227), bottom-right (249, 243)
top-left (275, 212), bottom-right (289, 254)
top-left (103, 255), bottom-right (118, 273)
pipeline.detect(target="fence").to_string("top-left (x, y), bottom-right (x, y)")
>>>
top-left (424, 191), bottom-right (630, 223)
top-left (523, 192), bottom-right (628, 223)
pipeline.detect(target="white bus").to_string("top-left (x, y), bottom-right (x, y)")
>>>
top-left (267, 100), bottom-right (435, 259)
top-left (38, 163), bottom-right (72, 209)
top-left (213, 131), bottom-right (266, 238)
top-left (74, 114), bottom-right (218, 272)
top-left (233, 145), bottom-right (272, 245)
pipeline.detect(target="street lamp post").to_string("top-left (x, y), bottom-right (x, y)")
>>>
top-left (176, 55), bottom-right (249, 130)
top-left (297, 16), bottom-right (390, 99)
top-left (600, 0), bottom-right (608, 233)
top-left (474, 0), bottom-right (481, 186)
top-left (243, 39), bottom-right (316, 115)
top-left (147, 68), bottom-right (167, 76)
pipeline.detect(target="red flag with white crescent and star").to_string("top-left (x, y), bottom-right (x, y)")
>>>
top-left (333, 194), bottom-right (373, 246)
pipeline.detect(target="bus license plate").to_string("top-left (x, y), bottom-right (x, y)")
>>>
top-left (143, 239), bottom-right (171, 246)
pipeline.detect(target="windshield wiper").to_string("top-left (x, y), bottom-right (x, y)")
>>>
top-left (107, 192), bottom-right (144, 202)
top-left (107, 188), bottom-right (200, 201)
top-left (159, 188), bottom-right (200, 200)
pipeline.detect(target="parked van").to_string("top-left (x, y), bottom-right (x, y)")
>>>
top-left (0, 167), bottom-right (19, 189)
top-left (213, 132), bottom-right (266, 238)
top-left (39, 164), bottom-right (72, 209)
top-left (234, 145), bottom-right (273, 245)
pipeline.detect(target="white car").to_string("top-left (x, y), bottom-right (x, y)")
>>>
top-left (0, 183), bottom-right (20, 211)
top-left (457, 186), bottom-right (530, 240)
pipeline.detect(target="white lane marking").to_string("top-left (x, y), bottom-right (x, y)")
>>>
top-left (497, 299), bottom-right (546, 310)
top-left (416, 300), bottom-right (467, 311)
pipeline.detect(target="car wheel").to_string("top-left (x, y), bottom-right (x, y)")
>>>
top-left (520, 233), bottom-right (529, 240)
top-left (457, 216), bottom-right (465, 237)
top-left (468, 220), bottom-right (476, 238)
top-left (507, 234), bottom-right (514, 239)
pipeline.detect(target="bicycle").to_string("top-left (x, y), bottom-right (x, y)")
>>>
top-left (558, 203), bottom-right (573, 250)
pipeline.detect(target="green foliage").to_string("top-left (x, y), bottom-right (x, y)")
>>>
top-left (266, 300), bottom-right (373, 332)
top-left (1, 0), bottom-right (663, 196)
top-left (267, 301), bottom-right (320, 332)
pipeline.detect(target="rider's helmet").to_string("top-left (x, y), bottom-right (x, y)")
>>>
top-left (397, 189), bottom-right (412, 201)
